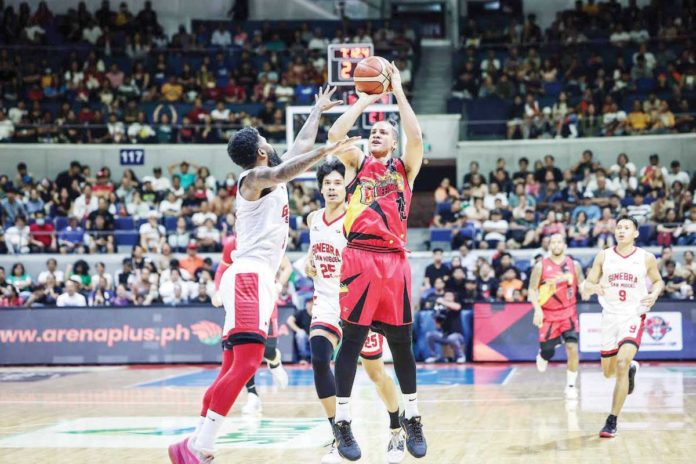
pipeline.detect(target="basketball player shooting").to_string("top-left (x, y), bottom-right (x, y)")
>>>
top-left (528, 233), bottom-right (585, 400)
top-left (168, 87), bottom-right (358, 464)
top-left (326, 61), bottom-right (427, 461)
top-left (581, 216), bottom-right (664, 438)
top-left (305, 160), bottom-right (406, 464)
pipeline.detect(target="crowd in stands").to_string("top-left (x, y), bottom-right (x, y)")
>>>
top-left (451, 0), bottom-right (696, 139)
top-left (0, 158), bottom-right (324, 258)
top-left (0, 1), bottom-right (418, 144)
top-left (433, 151), bottom-right (696, 250)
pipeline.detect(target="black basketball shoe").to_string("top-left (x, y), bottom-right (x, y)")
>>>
top-left (599, 414), bottom-right (617, 438)
top-left (332, 420), bottom-right (361, 461)
top-left (399, 413), bottom-right (427, 458)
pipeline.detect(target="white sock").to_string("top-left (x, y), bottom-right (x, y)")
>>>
top-left (335, 397), bottom-right (351, 423)
top-left (192, 416), bottom-right (205, 440)
top-left (567, 370), bottom-right (578, 387)
top-left (404, 393), bottom-right (419, 419)
top-left (195, 410), bottom-right (225, 454)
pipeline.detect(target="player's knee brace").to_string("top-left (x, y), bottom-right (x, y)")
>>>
top-left (540, 340), bottom-right (557, 361)
top-left (310, 336), bottom-right (336, 399)
top-left (380, 324), bottom-right (417, 394)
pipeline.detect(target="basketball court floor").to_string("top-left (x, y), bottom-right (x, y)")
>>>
top-left (1, 362), bottom-right (694, 463)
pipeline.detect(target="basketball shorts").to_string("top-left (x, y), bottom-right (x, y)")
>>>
top-left (339, 247), bottom-right (412, 327)
top-left (220, 259), bottom-right (275, 346)
top-left (539, 306), bottom-right (579, 344)
top-left (600, 312), bottom-right (646, 358)
top-left (310, 296), bottom-right (384, 360)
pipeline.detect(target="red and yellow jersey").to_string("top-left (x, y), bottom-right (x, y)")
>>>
top-left (538, 256), bottom-right (577, 313)
top-left (344, 156), bottom-right (411, 251)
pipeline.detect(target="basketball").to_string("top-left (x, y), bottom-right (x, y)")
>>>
top-left (353, 56), bottom-right (391, 94)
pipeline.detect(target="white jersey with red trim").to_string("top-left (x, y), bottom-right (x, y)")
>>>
top-left (309, 208), bottom-right (346, 308)
top-left (598, 246), bottom-right (649, 315)
top-left (231, 170), bottom-right (289, 273)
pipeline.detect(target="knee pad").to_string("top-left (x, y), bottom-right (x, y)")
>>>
top-left (310, 336), bottom-right (336, 399)
top-left (540, 339), bottom-right (558, 361)
top-left (341, 323), bottom-right (370, 344)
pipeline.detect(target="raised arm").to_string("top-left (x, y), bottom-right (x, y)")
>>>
top-left (640, 253), bottom-right (665, 311)
top-left (389, 61), bottom-right (423, 186)
top-left (283, 86), bottom-right (343, 161)
top-left (328, 93), bottom-right (380, 169)
top-left (241, 137), bottom-right (361, 201)
top-left (580, 250), bottom-right (605, 300)
top-left (528, 262), bottom-right (544, 327)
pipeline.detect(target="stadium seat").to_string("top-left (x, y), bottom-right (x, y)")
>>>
top-left (54, 216), bottom-right (69, 231)
top-left (543, 81), bottom-right (563, 98)
top-left (164, 216), bottom-right (178, 232)
top-left (635, 78), bottom-right (656, 94)
top-left (430, 228), bottom-right (453, 251)
top-left (115, 231), bottom-right (139, 248)
top-left (638, 224), bottom-right (656, 246)
top-left (114, 216), bottom-right (135, 231)
top-left (299, 230), bottom-right (310, 251)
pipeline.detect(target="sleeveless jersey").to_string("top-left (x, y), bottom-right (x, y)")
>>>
top-left (598, 247), bottom-right (649, 315)
top-left (231, 170), bottom-right (289, 273)
top-left (309, 208), bottom-right (347, 305)
top-left (344, 156), bottom-right (411, 251)
top-left (538, 256), bottom-right (577, 313)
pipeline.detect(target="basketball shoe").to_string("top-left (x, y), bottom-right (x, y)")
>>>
top-left (321, 440), bottom-right (342, 464)
top-left (599, 414), bottom-right (617, 438)
top-left (168, 437), bottom-right (214, 464)
top-left (536, 352), bottom-right (548, 372)
top-left (399, 413), bottom-right (427, 458)
top-left (332, 420), bottom-right (361, 461)
top-left (241, 392), bottom-right (262, 415)
top-left (564, 385), bottom-right (578, 400)
top-left (387, 429), bottom-right (407, 463)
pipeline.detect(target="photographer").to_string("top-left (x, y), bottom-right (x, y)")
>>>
top-left (423, 288), bottom-right (466, 363)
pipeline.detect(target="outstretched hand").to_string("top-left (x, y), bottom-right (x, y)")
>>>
top-left (314, 85), bottom-right (343, 112)
top-left (323, 136), bottom-right (362, 157)
top-left (387, 60), bottom-right (402, 93)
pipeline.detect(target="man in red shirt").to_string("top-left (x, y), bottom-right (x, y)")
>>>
top-left (180, 242), bottom-right (205, 276)
top-left (528, 234), bottom-right (585, 399)
top-left (29, 210), bottom-right (56, 252)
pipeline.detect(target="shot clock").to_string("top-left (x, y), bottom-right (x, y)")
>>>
top-left (327, 43), bottom-right (374, 86)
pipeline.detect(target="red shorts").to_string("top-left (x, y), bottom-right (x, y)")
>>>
top-left (360, 331), bottom-right (384, 360)
top-left (539, 306), bottom-right (579, 344)
top-left (339, 247), bottom-right (412, 326)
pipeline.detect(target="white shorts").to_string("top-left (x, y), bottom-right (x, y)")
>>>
top-left (309, 296), bottom-right (384, 359)
top-left (220, 259), bottom-right (276, 345)
top-left (600, 312), bottom-right (646, 358)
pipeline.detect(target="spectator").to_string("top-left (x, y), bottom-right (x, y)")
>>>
top-left (424, 248), bottom-right (449, 288)
top-left (663, 260), bottom-right (693, 300)
top-left (7, 263), bottom-right (32, 299)
top-left (58, 216), bottom-right (86, 254)
top-left (538, 210), bottom-right (567, 240)
top-left (168, 161), bottom-right (196, 191)
top-left (0, 286), bottom-right (24, 307)
top-left (180, 242), bottom-right (204, 276)
top-left (434, 178), bottom-right (458, 204)
top-left (5, 216), bottom-right (31, 254)
top-left (433, 199), bottom-right (463, 228)
top-left (666, 160), bottom-right (690, 188)
top-left (476, 262), bottom-right (498, 301)
top-left (482, 209), bottom-right (508, 248)
top-left (626, 192), bottom-right (652, 224)
top-left (593, 207), bottom-right (617, 248)
top-left (424, 291), bottom-right (466, 363)
top-left (56, 279), bottom-right (87, 307)
top-left (29, 210), bottom-right (56, 252)
top-left (211, 24), bottom-right (232, 47)
top-left (287, 298), bottom-right (312, 362)
top-left (139, 211), bottom-right (166, 253)
top-left (509, 208), bottom-right (538, 248)
top-left (159, 268), bottom-right (189, 305)
top-left (86, 213), bottom-right (115, 253)
top-left (110, 283), bottom-right (135, 306)
top-left (496, 269), bottom-right (524, 302)
top-left (37, 258), bottom-right (65, 286)
top-left (196, 217), bottom-right (221, 252)
top-left (91, 261), bottom-right (114, 291)
top-left (568, 211), bottom-right (591, 247)
top-left (71, 184), bottom-right (99, 220)
top-left (571, 193), bottom-right (601, 223)
top-left (674, 206), bottom-right (696, 246)
top-left (1, 188), bottom-right (28, 226)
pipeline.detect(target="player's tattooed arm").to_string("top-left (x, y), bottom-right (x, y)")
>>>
top-left (581, 250), bottom-right (605, 299)
top-left (528, 262), bottom-right (544, 328)
top-left (574, 261), bottom-right (587, 301)
top-left (243, 137), bottom-right (361, 197)
top-left (283, 86), bottom-right (343, 161)
top-left (641, 253), bottom-right (664, 309)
